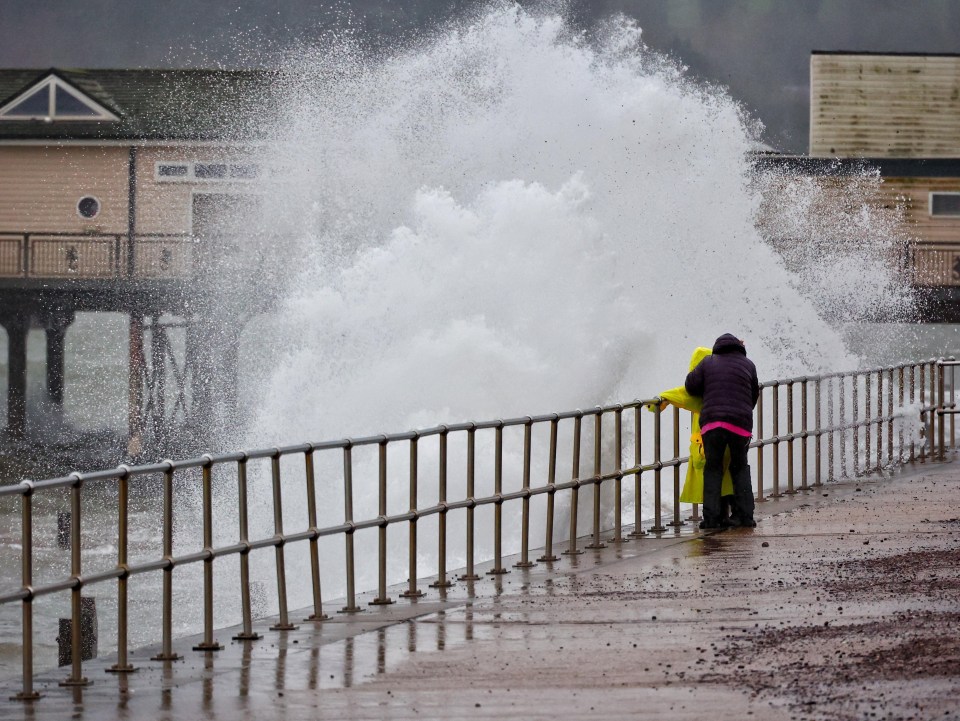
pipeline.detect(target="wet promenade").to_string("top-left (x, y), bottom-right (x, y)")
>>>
top-left (4, 464), bottom-right (959, 721)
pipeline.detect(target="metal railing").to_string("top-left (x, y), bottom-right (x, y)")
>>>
top-left (0, 357), bottom-right (955, 701)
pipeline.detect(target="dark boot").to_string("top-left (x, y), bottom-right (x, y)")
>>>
top-left (720, 494), bottom-right (740, 526)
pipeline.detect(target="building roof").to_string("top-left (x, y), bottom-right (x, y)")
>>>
top-left (0, 68), bottom-right (280, 142)
top-left (812, 50), bottom-right (960, 58)
top-left (753, 154), bottom-right (960, 177)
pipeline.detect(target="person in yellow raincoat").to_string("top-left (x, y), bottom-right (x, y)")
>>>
top-left (650, 347), bottom-right (737, 517)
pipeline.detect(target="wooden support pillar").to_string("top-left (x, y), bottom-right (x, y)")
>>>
top-left (2, 315), bottom-right (28, 438)
top-left (186, 317), bottom-right (211, 435)
top-left (149, 318), bottom-right (167, 447)
top-left (127, 314), bottom-right (146, 457)
top-left (221, 326), bottom-right (241, 420)
top-left (45, 327), bottom-right (66, 406)
top-left (44, 312), bottom-right (73, 408)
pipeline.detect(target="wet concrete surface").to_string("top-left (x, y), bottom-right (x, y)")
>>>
top-left (3, 465), bottom-right (960, 720)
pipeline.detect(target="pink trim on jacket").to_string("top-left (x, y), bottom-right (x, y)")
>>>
top-left (700, 421), bottom-right (752, 438)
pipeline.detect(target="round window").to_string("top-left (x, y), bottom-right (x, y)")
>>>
top-left (77, 196), bottom-right (100, 219)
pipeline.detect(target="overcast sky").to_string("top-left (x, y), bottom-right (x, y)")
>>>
top-left (2, 0), bottom-right (959, 152)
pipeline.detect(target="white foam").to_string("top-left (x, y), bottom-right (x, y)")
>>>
top-left (245, 6), bottom-right (907, 447)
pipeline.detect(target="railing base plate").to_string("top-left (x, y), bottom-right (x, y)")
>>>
top-left (106, 664), bottom-right (137, 673)
top-left (59, 677), bottom-right (91, 687)
top-left (192, 642), bottom-right (223, 652)
top-left (11, 692), bottom-right (41, 701)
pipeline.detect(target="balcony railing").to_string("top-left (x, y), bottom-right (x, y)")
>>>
top-left (0, 357), bottom-right (955, 701)
top-left (0, 233), bottom-right (194, 280)
top-left (911, 242), bottom-right (960, 287)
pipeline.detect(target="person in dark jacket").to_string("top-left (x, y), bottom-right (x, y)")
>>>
top-left (684, 333), bottom-right (760, 529)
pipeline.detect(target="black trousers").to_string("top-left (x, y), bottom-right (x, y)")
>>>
top-left (702, 428), bottom-right (755, 525)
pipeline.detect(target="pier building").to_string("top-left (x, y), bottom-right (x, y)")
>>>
top-left (0, 68), bottom-right (276, 447)
top-left (759, 52), bottom-right (960, 321)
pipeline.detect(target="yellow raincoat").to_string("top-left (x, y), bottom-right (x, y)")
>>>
top-left (650, 347), bottom-right (734, 504)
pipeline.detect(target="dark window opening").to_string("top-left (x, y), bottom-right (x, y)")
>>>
top-left (195, 163), bottom-right (228, 179)
top-left (54, 87), bottom-right (99, 116)
top-left (157, 164), bottom-right (189, 178)
top-left (931, 193), bottom-right (960, 216)
top-left (77, 196), bottom-right (100, 219)
top-left (4, 87), bottom-right (49, 116)
top-left (230, 164), bottom-right (259, 179)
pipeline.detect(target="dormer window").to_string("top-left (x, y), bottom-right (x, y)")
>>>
top-left (0, 74), bottom-right (118, 121)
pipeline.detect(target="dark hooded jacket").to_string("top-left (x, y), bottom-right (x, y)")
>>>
top-left (684, 333), bottom-right (760, 432)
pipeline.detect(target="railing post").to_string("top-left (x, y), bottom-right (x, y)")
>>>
top-left (919, 363), bottom-right (926, 463)
top-left (828, 377), bottom-right (835, 481)
top-left (515, 419), bottom-right (537, 566)
top-left (371, 439), bottom-right (395, 602)
top-left (629, 406), bottom-right (647, 537)
top-left (539, 416), bottom-right (561, 561)
top-left (877, 369), bottom-right (885, 471)
top-left (151, 464), bottom-right (180, 660)
top-left (650, 404), bottom-right (666, 533)
top-left (785, 381), bottom-right (795, 494)
top-left (194, 457), bottom-right (223, 650)
top-left (108, 466), bottom-right (135, 671)
top-left (563, 413), bottom-right (586, 553)
top-left (772, 383), bottom-right (781, 497)
top-left (951, 358), bottom-right (956, 451)
top-left (814, 378), bottom-right (822, 487)
top-left (13, 481), bottom-right (41, 700)
top-left (853, 373), bottom-right (860, 477)
top-left (896, 366), bottom-right (904, 463)
top-left (938, 361), bottom-right (946, 462)
top-left (930, 360), bottom-right (939, 461)
top-left (669, 405), bottom-right (685, 527)
top-left (488, 423), bottom-right (510, 574)
top-left (839, 375), bottom-right (847, 477)
top-left (233, 457), bottom-right (261, 639)
top-left (756, 386), bottom-right (765, 502)
top-left (268, 452), bottom-right (299, 626)
top-left (610, 407), bottom-right (629, 539)
top-left (864, 372), bottom-right (872, 474)
top-left (587, 411), bottom-right (608, 546)
top-left (303, 448), bottom-right (328, 620)
top-left (340, 444), bottom-right (362, 613)
top-left (60, 474), bottom-right (91, 686)
top-left (404, 434), bottom-right (427, 595)
top-left (430, 429), bottom-right (454, 588)
top-left (800, 379), bottom-right (809, 491)
top-left (910, 364), bottom-right (916, 462)
top-left (460, 426), bottom-right (481, 580)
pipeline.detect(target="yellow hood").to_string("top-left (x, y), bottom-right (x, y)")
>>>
top-left (650, 346), bottom-right (712, 413)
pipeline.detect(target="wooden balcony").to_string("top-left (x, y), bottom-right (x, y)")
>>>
top-left (911, 242), bottom-right (960, 287)
top-left (0, 233), bottom-right (194, 282)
